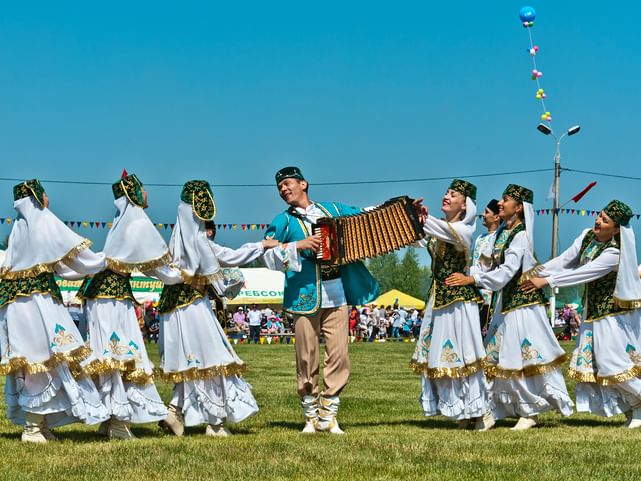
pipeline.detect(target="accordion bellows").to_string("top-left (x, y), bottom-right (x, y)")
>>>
top-left (314, 196), bottom-right (425, 265)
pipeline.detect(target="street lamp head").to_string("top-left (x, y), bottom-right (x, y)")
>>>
top-left (537, 123), bottom-right (552, 135)
top-left (567, 125), bottom-right (581, 136)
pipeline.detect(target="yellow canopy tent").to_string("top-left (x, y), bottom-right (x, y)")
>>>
top-left (372, 289), bottom-right (425, 309)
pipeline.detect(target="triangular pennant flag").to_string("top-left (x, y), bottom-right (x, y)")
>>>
top-left (121, 168), bottom-right (129, 178)
top-left (89, 222), bottom-right (94, 228)
top-left (242, 224), bottom-right (247, 231)
top-left (232, 224), bottom-right (237, 230)
top-left (571, 209), bottom-right (575, 214)
top-left (261, 224), bottom-right (266, 229)
top-left (0, 218), bottom-right (4, 224)
top-left (101, 222), bottom-right (106, 228)
top-left (82, 221), bottom-right (89, 227)
top-left (170, 223), bottom-right (175, 229)
top-left (6, 218), bottom-right (11, 224)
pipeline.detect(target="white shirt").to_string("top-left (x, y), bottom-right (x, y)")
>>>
top-left (247, 309), bottom-right (262, 326)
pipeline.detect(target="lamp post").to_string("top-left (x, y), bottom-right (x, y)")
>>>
top-left (536, 124), bottom-right (581, 258)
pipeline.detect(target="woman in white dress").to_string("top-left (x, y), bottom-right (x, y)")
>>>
top-left (446, 184), bottom-right (573, 430)
top-left (0, 180), bottom-right (109, 443)
top-left (522, 200), bottom-right (641, 427)
top-left (80, 173), bottom-right (184, 439)
top-left (157, 180), bottom-right (278, 437)
top-left (410, 179), bottom-right (490, 427)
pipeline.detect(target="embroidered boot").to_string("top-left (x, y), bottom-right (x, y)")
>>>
top-left (511, 416), bottom-right (538, 431)
top-left (205, 424), bottom-right (232, 437)
top-left (109, 418), bottom-right (136, 440)
top-left (22, 412), bottom-right (48, 444)
top-left (301, 395), bottom-right (319, 433)
top-left (474, 411), bottom-right (496, 432)
top-left (317, 395), bottom-right (344, 435)
top-left (159, 404), bottom-right (184, 436)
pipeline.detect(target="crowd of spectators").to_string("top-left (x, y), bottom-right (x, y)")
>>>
top-left (349, 304), bottom-right (423, 341)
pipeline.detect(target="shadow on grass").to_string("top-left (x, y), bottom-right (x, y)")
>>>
top-left (267, 418), bottom-right (516, 431)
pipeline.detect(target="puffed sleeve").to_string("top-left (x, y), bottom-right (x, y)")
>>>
top-left (143, 264), bottom-right (184, 285)
top-left (546, 247), bottom-right (619, 289)
top-left (211, 241), bottom-right (265, 267)
top-left (55, 249), bottom-right (106, 279)
top-left (473, 231), bottom-right (527, 291)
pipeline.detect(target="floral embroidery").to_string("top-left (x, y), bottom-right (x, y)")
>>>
top-left (439, 339), bottom-right (462, 364)
top-left (186, 354), bottom-right (201, 367)
top-left (50, 324), bottom-right (76, 349)
top-left (520, 338), bottom-right (543, 361)
top-left (105, 332), bottom-right (128, 356)
top-left (626, 344), bottom-right (641, 364)
top-left (80, 270), bottom-right (136, 302)
top-left (0, 272), bottom-right (63, 308)
top-left (574, 331), bottom-right (594, 368)
top-left (485, 331), bottom-right (501, 364)
top-left (158, 283), bottom-right (203, 314)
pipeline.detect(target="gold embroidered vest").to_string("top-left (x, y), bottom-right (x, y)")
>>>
top-left (79, 270), bottom-right (136, 303)
top-left (428, 237), bottom-right (482, 310)
top-left (579, 230), bottom-right (630, 321)
top-left (0, 272), bottom-right (62, 308)
top-left (493, 223), bottom-right (545, 314)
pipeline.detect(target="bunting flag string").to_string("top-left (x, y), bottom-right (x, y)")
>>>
top-left (2, 210), bottom-right (640, 229)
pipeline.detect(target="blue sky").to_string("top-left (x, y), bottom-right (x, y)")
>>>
top-left (1, 1), bottom-right (640, 264)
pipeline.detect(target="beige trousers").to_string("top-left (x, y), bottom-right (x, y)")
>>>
top-left (294, 305), bottom-right (350, 398)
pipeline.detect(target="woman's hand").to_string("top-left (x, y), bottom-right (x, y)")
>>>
top-left (520, 276), bottom-right (549, 293)
top-left (444, 273), bottom-right (475, 287)
top-left (413, 198), bottom-right (428, 225)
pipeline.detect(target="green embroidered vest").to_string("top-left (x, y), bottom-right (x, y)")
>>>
top-left (428, 237), bottom-right (482, 310)
top-left (157, 283), bottom-right (202, 313)
top-left (579, 230), bottom-right (629, 321)
top-left (0, 272), bottom-right (63, 308)
top-left (79, 270), bottom-right (136, 302)
top-left (493, 223), bottom-right (545, 314)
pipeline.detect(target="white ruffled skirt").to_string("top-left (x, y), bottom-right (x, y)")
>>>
top-left (159, 296), bottom-right (258, 426)
top-left (84, 298), bottom-right (167, 423)
top-left (411, 295), bottom-right (489, 420)
top-left (569, 310), bottom-right (641, 417)
top-left (484, 298), bottom-right (573, 419)
top-left (0, 294), bottom-right (108, 426)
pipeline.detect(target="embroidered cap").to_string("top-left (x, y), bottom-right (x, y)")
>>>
top-left (275, 166), bottom-right (305, 185)
top-left (449, 179), bottom-right (477, 201)
top-left (181, 180), bottom-right (216, 221)
top-left (503, 184), bottom-right (534, 204)
top-left (112, 173), bottom-right (146, 208)
top-left (603, 199), bottom-right (633, 227)
top-left (13, 179), bottom-right (46, 207)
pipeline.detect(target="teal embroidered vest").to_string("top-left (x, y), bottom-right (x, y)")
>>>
top-left (264, 202), bottom-right (380, 316)
top-left (428, 237), bottom-right (482, 309)
top-left (79, 270), bottom-right (136, 303)
top-left (0, 272), bottom-right (62, 308)
top-left (493, 223), bottom-right (545, 314)
top-left (579, 230), bottom-right (630, 321)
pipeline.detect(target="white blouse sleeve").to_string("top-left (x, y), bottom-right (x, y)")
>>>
top-left (423, 215), bottom-right (464, 245)
top-left (143, 264), bottom-right (184, 285)
top-left (540, 230), bottom-right (588, 276)
top-left (211, 242), bottom-right (265, 267)
top-left (261, 242), bottom-right (302, 273)
top-left (55, 249), bottom-right (106, 279)
top-left (473, 231), bottom-right (527, 291)
top-left (546, 247), bottom-right (619, 289)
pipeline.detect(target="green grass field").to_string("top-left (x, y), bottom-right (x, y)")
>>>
top-left (1, 340), bottom-right (640, 481)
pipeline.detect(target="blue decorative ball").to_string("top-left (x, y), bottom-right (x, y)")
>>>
top-left (519, 6), bottom-right (536, 23)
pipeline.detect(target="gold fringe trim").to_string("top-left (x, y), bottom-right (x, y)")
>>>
top-left (432, 297), bottom-right (483, 312)
top-left (0, 239), bottom-right (93, 280)
top-left (105, 252), bottom-right (173, 274)
top-left (156, 363), bottom-right (247, 383)
top-left (614, 296), bottom-right (641, 310)
top-left (568, 365), bottom-right (641, 386)
top-left (410, 358), bottom-right (487, 379)
top-left (518, 264), bottom-right (545, 283)
top-left (500, 300), bottom-right (546, 315)
top-left (179, 269), bottom-right (225, 288)
top-left (84, 358), bottom-right (155, 385)
top-left (484, 354), bottom-right (568, 380)
top-left (0, 345), bottom-right (92, 376)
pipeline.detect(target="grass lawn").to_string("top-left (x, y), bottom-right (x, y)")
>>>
top-left (1, 340), bottom-right (640, 481)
